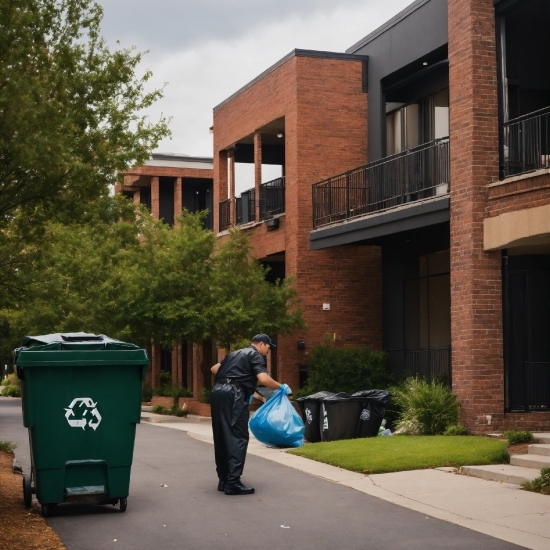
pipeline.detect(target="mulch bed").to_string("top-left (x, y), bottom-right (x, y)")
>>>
top-left (0, 451), bottom-right (65, 549)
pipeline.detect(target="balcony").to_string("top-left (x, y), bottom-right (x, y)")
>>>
top-left (218, 177), bottom-right (285, 231)
top-left (219, 198), bottom-right (231, 232)
top-left (502, 106), bottom-right (550, 179)
top-left (312, 138), bottom-right (450, 229)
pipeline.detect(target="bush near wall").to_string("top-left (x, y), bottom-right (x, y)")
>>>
top-left (301, 343), bottom-right (391, 395)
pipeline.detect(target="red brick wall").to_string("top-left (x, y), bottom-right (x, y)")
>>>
top-left (487, 172), bottom-right (550, 216)
top-left (213, 54), bottom-right (382, 391)
top-left (449, 0), bottom-right (504, 432)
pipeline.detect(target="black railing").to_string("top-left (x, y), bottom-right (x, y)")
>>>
top-left (219, 198), bottom-right (231, 232)
top-left (312, 138), bottom-right (450, 229)
top-left (259, 177), bottom-right (285, 220)
top-left (502, 106), bottom-right (550, 178)
top-left (386, 346), bottom-right (451, 384)
top-left (236, 188), bottom-right (255, 225)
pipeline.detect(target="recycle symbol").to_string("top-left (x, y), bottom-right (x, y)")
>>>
top-left (64, 397), bottom-right (102, 431)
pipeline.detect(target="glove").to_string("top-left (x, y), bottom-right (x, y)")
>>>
top-left (279, 383), bottom-right (292, 395)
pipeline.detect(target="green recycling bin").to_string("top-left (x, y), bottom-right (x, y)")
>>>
top-left (15, 333), bottom-right (150, 517)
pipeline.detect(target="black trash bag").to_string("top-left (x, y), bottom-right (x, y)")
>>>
top-left (296, 391), bottom-right (335, 443)
top-left (352, 390), bottom-right (391, 438)
top-left (320, 393), bottom-right (362, 442)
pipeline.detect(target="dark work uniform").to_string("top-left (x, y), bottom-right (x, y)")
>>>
top-left (211, 346), bottom-right (267, 486)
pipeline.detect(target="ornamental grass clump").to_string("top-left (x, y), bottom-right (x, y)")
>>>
top-left (392, 377), bottom-right (460, 435)
top-left (521, 468), bottom-right (550, 495)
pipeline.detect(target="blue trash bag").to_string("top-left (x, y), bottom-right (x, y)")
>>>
top-left (249, 387), bottom-right (304, 448)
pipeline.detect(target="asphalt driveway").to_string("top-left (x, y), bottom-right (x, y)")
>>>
top-left (0, 397), bottom-right (527, 550)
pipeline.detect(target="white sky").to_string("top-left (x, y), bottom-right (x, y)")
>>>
top-left (100, 0), bottom-right (414, 163)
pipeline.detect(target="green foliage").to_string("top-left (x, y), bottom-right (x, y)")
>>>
top-left (170, 404), bottom-right (188, 417)
top-left (302, 342), bottom-right (391, 394)
top-left (1, 373), bottom-right (19, 387)
top-left (391, 377), bottom-right (460, 435)
top-left (521, 468), bottom-right (550, 495)
top-left (502, 428), bottom-right (534, 445)
top-left (443, 424), bottom-right (468, 436)
top-left (1, 385), bottom-right (21, 397)
top-left (170, 386), bottom-right (193, 399)
top-left (151, 403), bottom-right (187, 417)
top-left (289, 436), bottom-right (509, 475)
top-left (201, 388), bottom-right (211, 404)
top-left (142, 383), bottom-right (153, 403)
top-left (208, 229), bottom-right (305, 350)
top-left (0, 440), bottom-right (16, 453)
top-left (0, 0), bottom-right (169, 308)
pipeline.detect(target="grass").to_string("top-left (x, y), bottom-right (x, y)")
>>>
top-left (287, 436), bottom-right (509, 474)
top-left (0, 441), bottom-right (17, 453)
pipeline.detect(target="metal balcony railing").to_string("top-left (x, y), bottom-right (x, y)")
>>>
top-left (259, 177), bottom-right (285, 220)
top-left (219, 198), bottom-right (231, 232)
top-left (236, 188), bottom-right (255, 225)
top-left (387, 346), bottom-right (452, 385)
top-left (502, 106), bottom-right (550, 178)
top-left (312, 138), bottom-right (450, 229)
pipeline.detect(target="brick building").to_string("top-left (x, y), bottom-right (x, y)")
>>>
top-left (211, 0), bottom-right (550, 432)
top-left (117, 152), bottom-right (216, 394)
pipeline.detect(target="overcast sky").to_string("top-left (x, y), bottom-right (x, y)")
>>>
top-left (100, 0), bottom-right (414, 158)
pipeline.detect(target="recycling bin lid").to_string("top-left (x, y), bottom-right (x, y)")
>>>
top-left (15, 333), bottom-right (150, 367)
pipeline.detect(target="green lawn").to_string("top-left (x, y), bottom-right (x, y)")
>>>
top-left (287, 436), bottom-right (509, 474)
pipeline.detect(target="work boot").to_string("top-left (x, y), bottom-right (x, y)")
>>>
top-left (217, 480), bottom-right (226, 492)
top-left (224, 481), bottom-right (255, 495)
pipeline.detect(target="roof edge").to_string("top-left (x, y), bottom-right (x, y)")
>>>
top-left (346, 0), bottom-right (432, 54)
top-left (213, 49), bottom-right (368, 112)
top-left (151, 153), bottom-right (213, 163)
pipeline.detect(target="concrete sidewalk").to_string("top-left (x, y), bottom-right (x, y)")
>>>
top-left (141, 411), bottom-right (550, 550)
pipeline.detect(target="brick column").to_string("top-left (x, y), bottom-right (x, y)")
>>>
top-left (228, 149), bottom-right (235, 227)
top-left (449, 0), bottom-right (503, 432)
top-left (171, 343), bottom-right (182, 387)
top-left (186, 343), bottom-right (194, 392)
top-left (174, 177), bottom-right (182, 226)
top-left (151, 176), bottom-right (160, 220)
top-left (114, 184), bottom-right (123, 195)
top-left (151, 342), bottom-right (161, 388)
top-left (215, 151), bottom-right (228, 233)
top-left (254, 132), bottom-right (262, 221)
top-left (192, 342), bottom-right (204, 398)
top-left (133, 188), bottom-right (141, 205)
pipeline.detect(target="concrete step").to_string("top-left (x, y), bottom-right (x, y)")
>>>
top-left (528, 444), bottom-right (550, 457)
top-left (510, 453), bottom-right (550, 469)
top-left (460, 464), bottom-right (540, 485)
top-left (534, 433), bottom-right (550, 444)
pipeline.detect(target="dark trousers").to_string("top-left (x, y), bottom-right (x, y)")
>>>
top-left (211, 382), bottom-right (249, 486)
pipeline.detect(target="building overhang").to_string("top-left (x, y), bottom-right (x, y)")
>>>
top-left (310, 196), bottom-right (449, 249)
top-left (484, 202), bottom-right (550, 251)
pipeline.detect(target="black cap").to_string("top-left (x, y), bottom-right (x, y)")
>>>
top-left (252, 334), bottom-right (276, 348)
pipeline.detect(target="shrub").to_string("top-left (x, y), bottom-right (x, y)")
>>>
top-left (170, 404), bottom-right (188, 417)
top-left (151, 386), bottom-right (164, 397)
top-left (152, 404), bottom-right (170, 414)
top-left (503, 428), bottom-right (534, 445)
top-left (0, 440), bottom-right (16, 453)
top-left (444, 424), bottom-right (468, 436)
top-left (391, 377), bottom-right (460, 435)
top-left (142, 382), bottom-right (153, 403)
top-left (521, 467), bottom-right (550, 495)
top-left (303, 342), bottom-right (391, 394)
top-left (1, 385), bottom-right (21, 397)
top-left (1, 373), bottom-right (19, 387)
top-left (169, 386), bottom-right (193, 399)
top-left (201, 388), bottom-right (211, 404)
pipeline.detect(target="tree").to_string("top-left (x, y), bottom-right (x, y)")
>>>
top-left (0, 0), bottom-right (169, 305)
top-left (1, 205), bottom-right (304, 354)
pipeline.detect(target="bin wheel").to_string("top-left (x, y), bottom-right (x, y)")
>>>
top-left (119, 498), bottom-right (127, 512)
top-left (22, 475), bottom-right (32, 509)
top-left (41, 504), bottom-right (53, 518)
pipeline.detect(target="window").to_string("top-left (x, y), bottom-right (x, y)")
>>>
top-left (386, 89), bottom-right (449, 156)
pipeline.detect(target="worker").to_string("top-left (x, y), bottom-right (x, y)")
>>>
top-left (210, 334), bottom-right (291, 495)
